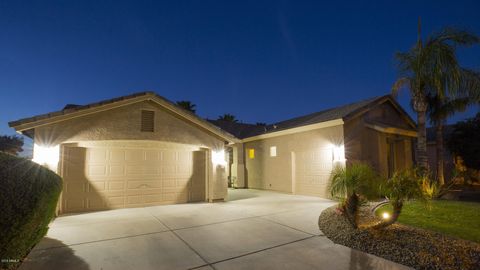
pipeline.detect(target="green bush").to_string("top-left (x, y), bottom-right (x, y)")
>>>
top-left (0, 152), bottom-right (62, 269)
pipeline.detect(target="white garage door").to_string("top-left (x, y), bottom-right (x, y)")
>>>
top-left (295, 148), bottom-right (333, 197)
top-left (60, 142), bottom-right (206, 213)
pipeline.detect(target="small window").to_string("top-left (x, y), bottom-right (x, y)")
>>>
top-left (141, 110), bottom-right (155, 132)
top-left (248, 149), bottom-right (255, 159)
top-left (270, 146), bottom-right (277, 157)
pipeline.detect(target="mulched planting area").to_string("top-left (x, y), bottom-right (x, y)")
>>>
top-left (318, 205), bottom-right (480, 270)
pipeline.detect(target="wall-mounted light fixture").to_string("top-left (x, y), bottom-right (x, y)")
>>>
top-left (33, 144), bottom-right (60, 168)
top-left (212, 149), bottom-right (227, 166)
top-left (332, 144), bottom-right (346, 162)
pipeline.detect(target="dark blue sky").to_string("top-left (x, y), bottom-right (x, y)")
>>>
top-left (1, 0), bottom-right (480, 146)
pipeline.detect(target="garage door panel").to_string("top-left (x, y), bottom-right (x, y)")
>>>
top-left (125, 149), bottom-right (144, 162)
top-left (65, 181), bottom-right (88, 193)
top-left (126, 165), bottom-right (159, 175)
top-left (87, 197), bottom-right (106, 210)
top-left (89, 181), bottom-right (106, 191)
top-left (64, 199), bottom-right (86, 212)
top-left (109, 165), bottom-right (126, 176)
top-left (88, 149), bottom-right (107, 163)
top-left (145, 150), bottom-right (160, 161)
top-left (109, 149), bottom-right (126, 162)
top-left (88, 165), bottom-right (107, 176)
top-left (108, 181), bottom-right (125, 190)
top-left (61, 144), bottom-right (206, 213)
top-left (105, 197), bottom-right (125, 208)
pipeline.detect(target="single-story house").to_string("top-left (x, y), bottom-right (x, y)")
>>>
top-left (9, 92), bottom-right (417, 214)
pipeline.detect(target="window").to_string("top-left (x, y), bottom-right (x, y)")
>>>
top-left (141, 110), bottom-right (155, 132)
top-left (248, 149), bottom-right (255, 159)
top-left (270, 146), bottom-right (277, 157)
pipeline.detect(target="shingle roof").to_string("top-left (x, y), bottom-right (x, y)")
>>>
top-left (9, 91), bottom-right (154, 128)
top-left (207, 120), bottom-right (266, 139)
top-left (269, 96), bottom-right (385, 131)
top-left (10, 92), bottom-right (412, 141)
top-left (8, 91), bottom-right (238, 142)
top-left (207, 95), bottom-right (393, 138)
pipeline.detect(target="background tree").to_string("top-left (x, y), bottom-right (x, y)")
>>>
top-left (447, 113), bottom-right (480, 170)
top-left (217, 114), bottom-right (238, 123)
top-left (392, 22), bottom-right (479, 172)
top-left (176, 100), bottom-right (196, 114)
top-left (0, 135), bottom-right (24, 155)
top-left (424, 29), bottom-right (480, 185)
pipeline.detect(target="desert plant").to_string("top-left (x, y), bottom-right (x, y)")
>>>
top-left (371, 169), bottom-right (425, 229)
top-left (329, 163), bottom-right (380, 228)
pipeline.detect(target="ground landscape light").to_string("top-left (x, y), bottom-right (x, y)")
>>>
top-left (212, 149), bottom-right (226, 166)
top-left (382, 212), bottom-right (391, 220)
top-left (33, 144), bottom-right (60, 166)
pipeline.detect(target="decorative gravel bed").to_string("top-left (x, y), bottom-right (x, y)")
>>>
top-left (318, 205), bottom-right (480, 270)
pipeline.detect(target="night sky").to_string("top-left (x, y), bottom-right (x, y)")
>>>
top-left (1, 0), bottom-right (479, 155)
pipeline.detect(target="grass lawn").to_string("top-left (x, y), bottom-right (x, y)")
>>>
top-left (377, 200), bottom-right (480, 243)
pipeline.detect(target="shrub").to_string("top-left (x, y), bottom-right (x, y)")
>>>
top-left (0, 152), bottom-right (62, 270)
top-left (371, 168), bottom-right (425, 229)
top-left (329, 163), bottom-right (381, 228)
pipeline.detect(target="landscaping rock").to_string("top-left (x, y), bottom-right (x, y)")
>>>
top-left (318, 205), bottom-right (480, 270)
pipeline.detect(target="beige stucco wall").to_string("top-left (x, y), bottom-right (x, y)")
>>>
top-left (230, 143), bottom-right (246, 188)
top-left (343, 101), bottom-right (415, 177)
top-left (33, 100), bottom-right (228, 201)
top-left (244, 124), bottom-right (344, 194)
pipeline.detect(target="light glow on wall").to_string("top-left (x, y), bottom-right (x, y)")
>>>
top-left (33, 144), bottom-right (60, 168)
top-left (332, 144), bottom-right (346, 162)
top-left (212, 149), bottom-right (227, 166)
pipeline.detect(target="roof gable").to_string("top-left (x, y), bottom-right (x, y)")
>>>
top-left (9, 92), bottom-right (239, 143)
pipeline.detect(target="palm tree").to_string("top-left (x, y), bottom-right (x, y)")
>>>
top-left (392, 21), bottom-right (479, 172)
top-left (176, 100), bottom-right (196, 114)
top-left (427, 93), bottom-right (479, 185)
top-left (371, 168), bottom-right (425, 229)
top-left (329, 163), bottom-right (380, 228)
top-left (218, 114), bottom-right (238, 123)
top-left (424, 32), bottom-right (480, 184)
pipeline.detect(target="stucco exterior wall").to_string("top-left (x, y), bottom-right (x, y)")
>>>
top-left (343, 101), bottom-right (415, 177)
top-left (34, 100), bottom-right (225, 149)
top-left (33, 100), bottom-right (228, 201)
top-left (244, 124), bottom-right (344, 194)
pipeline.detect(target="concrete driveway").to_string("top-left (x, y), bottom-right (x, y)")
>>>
top-left (20, 189), bottom-right (410, 270)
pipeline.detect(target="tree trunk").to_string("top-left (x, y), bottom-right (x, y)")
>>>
top-left (343, 193), bottom-right (359, 229)
top-left (416, 109), bottom-right (429, 171)
top-left (436, 122), bottom-right (445, 186)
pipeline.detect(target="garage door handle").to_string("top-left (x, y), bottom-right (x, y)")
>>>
top-left (136, 184), bottom-right (150, 188)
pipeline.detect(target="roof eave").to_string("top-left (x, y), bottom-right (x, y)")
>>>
top-left (9, 92), bottom-right (240, 144)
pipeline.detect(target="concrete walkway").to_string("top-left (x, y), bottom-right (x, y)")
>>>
top-left (20, 189), bottom-right (410, 270)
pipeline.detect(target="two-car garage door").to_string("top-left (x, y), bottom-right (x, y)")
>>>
top-left (60, 141), bottom-right (206, 213)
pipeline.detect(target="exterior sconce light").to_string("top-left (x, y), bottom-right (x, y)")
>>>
top-left (332, 145), bottom-right (345, 162)
top-left (212, 149), bottom-right (227, 166)
top-left (33, 144), bottom-right (60, 169)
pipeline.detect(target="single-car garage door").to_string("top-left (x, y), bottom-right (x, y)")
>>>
top-left (60, 141), bottom-right (206, 213)
top-left (294, 148), bottom-right (333, 197)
